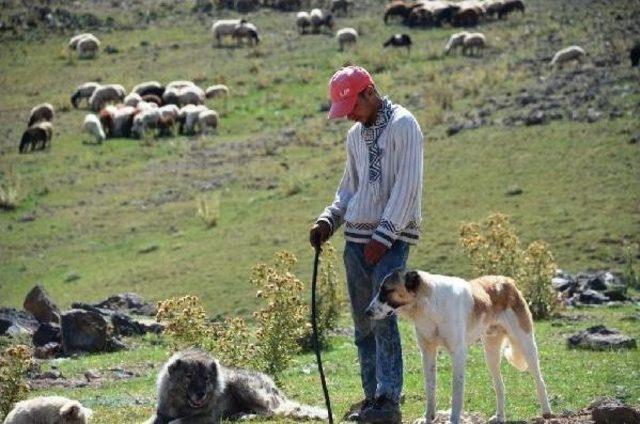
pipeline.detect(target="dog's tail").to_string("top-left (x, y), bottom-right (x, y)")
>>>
top-left (275, 400), bottom-right (328, 421)
top-left (503, 338), bottom-right (529, 371)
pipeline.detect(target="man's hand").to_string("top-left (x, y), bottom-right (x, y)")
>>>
top-left (309, 221), bottom-right (331, 249)
top-left (364, 239), bottom-right (388, 265)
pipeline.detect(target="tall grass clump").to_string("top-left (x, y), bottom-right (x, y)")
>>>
top-left (0, 345), bottom-right (32, 420)
top-left (0, 168), bottom-right (20, 211)
top-left (623, 242), bottom-right (639, 290)
top-left (196, 193), bottom-right (220, 228)
top-left (460, 213), bottom-right (561, 319)
top-left (251, 251), bottom-right (308, 381)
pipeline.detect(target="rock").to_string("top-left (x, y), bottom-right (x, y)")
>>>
top-left (94, 293), bottom-right (157, 316)
top-left (111, 313), bottom-right (164, 336)
top-left (571, 110), bottom-right (581, 121)
top-left (577, 289), bottom-right (610, 304)
top-left (590, 398), bottom-right (640, 424)
top-left (587, 108), bottom-right (602, 123)
top-left (33, 322), bottom-right (61, 347)
top-left (34, 342), bottom-right (61, 359)
top-left (506, 186), bottom-right (523, 196)
top-left (84, 369), bottom-right (101, 381)
top-left (525, 110), bottom-right (546, 126)
top-left (630, 134), bottom-right (639, 144)
top-left (447, 122), bottom-right (464, 136)
top-left (516, 92), bottom-right (538, 106)
top-left (586, 274), bottom-right (608, 291)
top-left (568, 325), bottom-right (637, 350)
top-left (60, 309), bottom-right (110, 353)
top-left (18, 213), bottom-right (36, 222)
top-left (104, 45), bottom-right (119, 54)
top-left (23, 285), bottom-right (61, 324)
top-left (0, 308), bottom-right (39, 337)
top-left (552, 276), bottom-right (575, 292)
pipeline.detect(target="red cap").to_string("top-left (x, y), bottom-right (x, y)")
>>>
top-left (327, 66), bottom-right (374, 119)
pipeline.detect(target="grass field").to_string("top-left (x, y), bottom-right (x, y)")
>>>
top-left (1, 0), bottom-right (639, 422)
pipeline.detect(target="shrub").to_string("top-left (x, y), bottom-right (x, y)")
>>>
top-left (196, 193), bottom-right (220, 228)
top-left (0, 345), bottom-right (32, 420)
top-left (0, 168), bottom-right (20, 211)
top-left (460, 213), bottom-right (561, 319)
top-left (251, 251), bottom-right (308, 381)
top-left (623, 242), bottom-right (640, 290)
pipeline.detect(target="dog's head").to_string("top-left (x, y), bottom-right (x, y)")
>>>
top-left (365, 268), bottom-right (424, 320)
top-left (167, 350), bottom-right (222, 410)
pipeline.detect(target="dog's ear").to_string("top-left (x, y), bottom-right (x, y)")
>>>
top-left (207, 359), bottom-right (218, 378)
top-left (404, 270), bottom-right (422, 292)
top-left (60, 402), bottom-right (80, 419)
top-left (168, 359), bottom-right (182, 375)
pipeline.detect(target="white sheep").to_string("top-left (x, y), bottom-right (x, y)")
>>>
top-left (205, 84), bottom-right (229, 99)
top-left (77, 36), bottom-right (100, 59)
top-left (336, 27), bottom-right (358, 51)
top-left (296, 11), bottom-right (311, 34)
top-left (100, 105), bottom-right (137, 138)
top-left (89, 85), bottom-right (125, 111)
top-left (165, 80), bottom-right (196, 91)
top-left (132, 81), bottom-right (165, 97)
top-left (71, 82), bottom-right (101, 108)
top-left (462, 32), bottom-right (486, 56)
top-left (178, 104), bottom-right (208, 135)
top-left (83, 113), bottom-right (106, 143)
top-left (197, 109), bottom-right (219, 135)
top-left (444, 31), bottom-right (468, 55)
top-left (233, 22), bottom-right (260, 46)
top-left (131, 108), bottom-right (161, 138)
top-left (28, 103), bottom-right (55, 126)
top-left (68, 33), bottom-right (99, 50)
top-left (136, 100), bottom-right (159, 111)
top-left (163, 85), bottom-right (205, 107)
top-left (211, 19), bottom-right (245, 46)
top-left (158, 104), bottom-right (179, 121)
top-left (124, 92), bottom-right (142, 107)
top-left (3, 396), bottom-right (92, 424)
top-left (550, 45), bottom-right (587, 68)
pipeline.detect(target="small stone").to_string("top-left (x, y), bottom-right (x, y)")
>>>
top-left (138, 244), bottom-right (159, 254)
top-left (586, 108), bottom-right (602, 123)
top-left (525, 110), bottom-right (546, 126)
top-left (506, 186), bottom-right (523, 196)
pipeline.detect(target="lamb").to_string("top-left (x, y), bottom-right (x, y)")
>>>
top-left (296, 11), bottom-right (311, 34)
top-left (19, 122), bottom-right (52, 153)
top-left (205, 84), bottom-right (230, 99)
top-left (89, 85), bottom-right (126, 111)
top-left (197, 109), bottom-right (219, 135)
top-left (124, 92), bottom-right (143, 107)
top-left (629, 42), bottom-right (639, 67)
top-left (177, 104), bottom-right (208, 135)
top-left (77, 36), bottom-right (100, 59)
top-left (310, 9), bottom-right (334, 33)
top-left (3, 396), bottom-right (92, 424)
top-left (132, 81), bottom-right (165, 98)
top-left (383, 34), bottom-right (412, 53)
top-left (550, 45), bottom-right (587, 68)
top-left (71, 82), bottom-right (101, 108)
top-left (233, 22), bottom-right (260, 46)
top-left (211, 19), bottom-right (246, 46)
top-left (336, 27), bottom-right (358, 51)
top-left (444, 31), bottom-right (468, 55)
top-left (461, 32), bottom-right (486, 56)
top-left (131, 108), bottom-right (162, 138)
top-left (27, 103), bottom-right (54, 126)
top-left (83, 113), bottom-right (106, 143)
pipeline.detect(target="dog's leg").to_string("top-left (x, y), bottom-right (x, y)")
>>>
top-left (417, 334), bottom-right (437, 423)
top-left (521, 333), bottom-right (552, 418)
top-left (450, 346), bottom-right (467, 424)
top-left (483, 334), bottom-right (506, 423)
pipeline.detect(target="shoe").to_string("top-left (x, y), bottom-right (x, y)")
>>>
top-left (359, 395), bottom-right (402, 424)
top-left (346, 398), bottom-right (374, 421)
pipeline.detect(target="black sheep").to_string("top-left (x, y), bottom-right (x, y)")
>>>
top-left (383, 34), bottom-right (413, 54)
top-left (19, 123), bottom-right (51, 153)
top-left (630, 42), bottom-right (640, 67)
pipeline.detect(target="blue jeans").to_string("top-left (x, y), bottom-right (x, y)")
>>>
top-left (343, 240), bottom-right (409, 403)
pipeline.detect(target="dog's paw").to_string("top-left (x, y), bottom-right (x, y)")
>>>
top-left (488, 415), bottom-right (505, 423)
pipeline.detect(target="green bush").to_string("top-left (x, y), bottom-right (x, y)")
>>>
top-left (0, 168), bottom-right (19, 211)
top-left (0, 345), bottom-right (32, 420)
top-left (196, 193), bottom-right (220, 228)
top-left (460, 213), bottom-right (561, 319)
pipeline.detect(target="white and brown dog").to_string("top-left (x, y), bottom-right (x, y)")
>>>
top-left (365, 269), bottom-right (552, 424)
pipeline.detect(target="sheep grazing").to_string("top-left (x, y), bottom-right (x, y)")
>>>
top-left (336, 27), bottom-right (358, 51)
top-left (83, 113), bottom-right (106, 143)
top-left (197, 109), bottom-right (219, 135)
top-left (462, 32), bottom-right (486, 56)
top-left (383, 34), bottom-right (412, 53)
top-left (483, 0), bottom-right (505, 18)
top-left (124, 92), bottom-right (143, 107)
top-left (408, 5), bottom-right (433, 27)
top-left (550, 45), bottom-right (587, 68)
top-left (309, 9), bottom-right (334, 33)
top-left (330, 0), bottom-right (352, 16)
top-left (99, 105), bottom-right (137, 138)
top-left (19, 122), bottom-right (52, 153)
top-left (89, 84), bottom-right (126, 111)
top-left (28, 103), bottom-right (54, 126)
top-left (68, 33), bottom-right (99, 50)
top-left (141, 94), bottom-right (163, 106)
top-left (384, 1), bottom-right (411, 24)
top-left (132, 81), bottom-right (165, 98)
top-left (162, 85), bottom-right (205, 107)
top-left (71, 82), bottom-right (100, 108)
top-left (177, 105), bottom-right (208, 135)
top-left (296, 11), bottom-right (311, 34)
top-left (498, 0), bottom-right (525, 19)
top-left (131, 108), bottom-right (162, 138)
top-left (211, 19), bottom-right (246, 46)
top-left (233, 22), bottom-right (260, 46)
top-left (452, 6), bottom-right (481, 27)
top-left (444, 31), bottom-right (468, 55)
top-left (166, 80), bottom-right (196, 91)
top-left (205, 84), bottom-right (230, 99)
top-left (630, 42), bottom-right (640, 67)
top-left (77, 36), bottom-right (100, 59)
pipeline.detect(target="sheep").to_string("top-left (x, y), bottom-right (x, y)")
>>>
top-left (429, 2), bottom-right (460, 26)
top-left (408, 5), bottom-right (433, 28)
top-left (136, 100), bottom-right (159, 111)
top-left (89, 85), bottom-right (125, 111)
top-left (3, 396), bottom-right (92, 424)
top-left (205, 84), bottom-right (230, 99)
top-left (159, 104), bottom-right (180, 121)
top-left (166, 80), bottom-right (196, 91)
top-left (336, 27), bottom-right (358, 51)
top-left (28, 103), bottom-right (54, 126)
top-left (233, 22), bottom-right (260, 45)
top-left (131, 108), bottom-right (162, 138)
top-left (141, 94), bottom-right (163, 106)
top-left (444, 31), bottom-right (468, 55)
top-left (296, 11), bottom-right (311, 34)
top-left (99, 105), bottom-right (137, 138)
top-left (384, 1), bottom-right (411, 24)
top-left (197, 109), bottom-right (219, 135)
top-left (451, 6), bottom-right (481, 27)
top-left (330, 0), bottom-right (352, 16)
top-left (77, 36), bottom-right (100, 59)
top-left (550, 45), bottom-right (587, 68)
top-left (629, 42), bottom-right (640, 67)
top-left (163, 85), bottom-right (205, 107)
top-left (211, 19), bottom-right (246, 46)
top-left (483, 0), bottom-right (504, 18)
top-left (83, 113), bottom-right (106, 143)
top-left (124, 92), bottom-right (142, 107)
top-left (19, 122), bottom-right (52, 153)
top-left (177, 105), bottom-right (208, 135)
top-left (309, 9), bottom-right (334, 33)
top-left (383, 34), bottom-right (412, 53)
top-left (132, 81), bottom-right (165, 98)
top-left (275, 0), bottom-right (301, 11)
top-left (156, 104), bottom-right (179, 136)
top-left (498, 0), bottom-right (525, 19)
top-left (71, 82), bottom-right (100, 108)
top-left (68, 33), bottom-right (99, 50)
top-left (461, 32), bottom-right (486, 56)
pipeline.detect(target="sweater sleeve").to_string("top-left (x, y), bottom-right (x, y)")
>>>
top-left (316, 131), bottom-right (359, 234)
top-left (372, 115), bottom-right (424, 247)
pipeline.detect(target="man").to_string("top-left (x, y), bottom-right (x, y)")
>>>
top-left (309, 66), bottom-right (424, 423)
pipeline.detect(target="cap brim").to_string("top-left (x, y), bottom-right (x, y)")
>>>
top-left (328, 96), bottom-right (357, 119)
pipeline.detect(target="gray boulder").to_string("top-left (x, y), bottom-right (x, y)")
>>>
top-left (93, 293), bottom-right (156, 316)
top-left (0, 307), bottom-right (39, 337)
top-left (591, 398), bottom-right (640, 424)
top-left (568, 325), bottom-right (637, 350)
top-left (23, 285), bottom-right (61, 324)
top-left (61, 309), bottom-right (111, 353)
top-left (33, 322), bottom-right (61, 347)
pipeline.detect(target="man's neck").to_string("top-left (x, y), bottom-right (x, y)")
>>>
top-left (364, 97), bottom-right (383, 127)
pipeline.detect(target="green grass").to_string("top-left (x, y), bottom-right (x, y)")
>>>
top-left (1, 0), bottom-right (639, 421)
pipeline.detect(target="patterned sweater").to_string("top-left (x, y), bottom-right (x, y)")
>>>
top-left (317, 104), bottom-right (424, 247)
